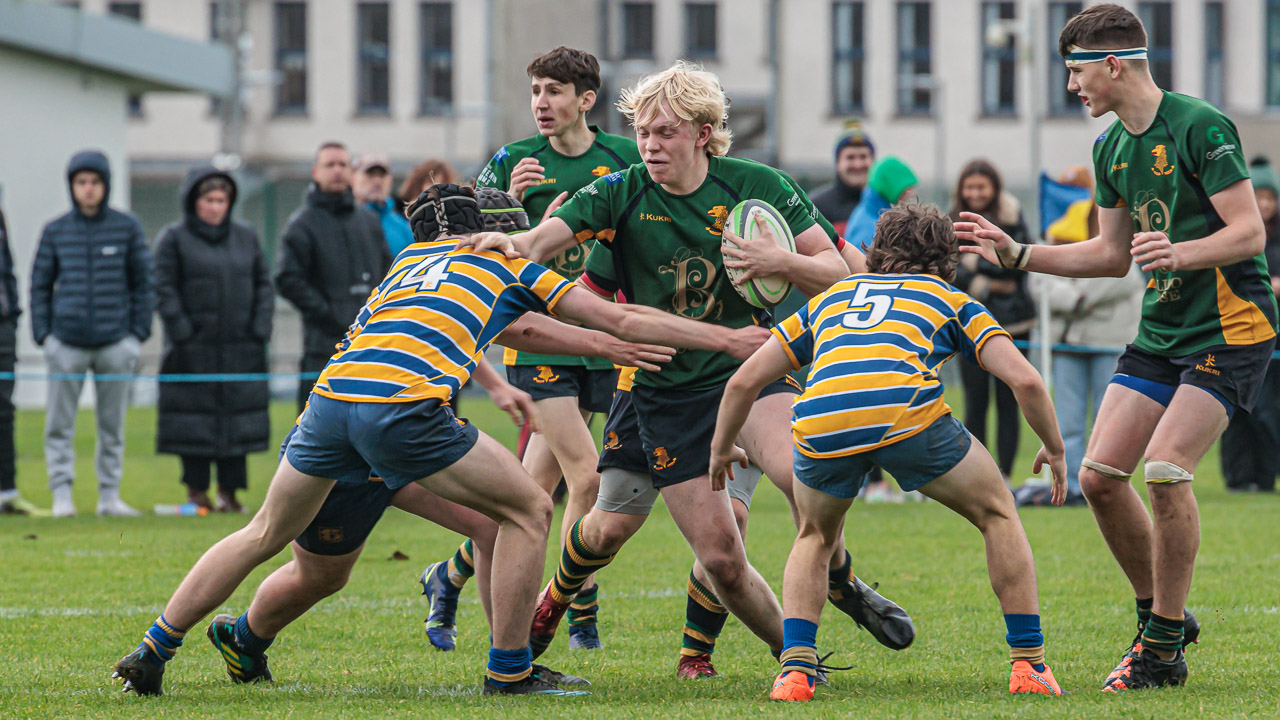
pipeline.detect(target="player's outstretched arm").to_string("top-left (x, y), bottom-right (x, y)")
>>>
top-left (723, 216), bottom-right (849, 297)
top-left (455, 218), bottom-right (580, 264)
top-left (709, 339), bottom-right (794, 490)
top-left (496, 313), bottom-right (675, 372)
top-left (955, 206), bottom-right (1134, 279)
top-left (1132, 178), bottom-right (1265, 273)
top-left (552, 286), bottom-right (772, 360)
top-left (977, 335), bottom-right (1068, 505)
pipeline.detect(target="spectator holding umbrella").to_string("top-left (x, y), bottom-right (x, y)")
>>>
top-left (153, 166), bottom-right (274, 512)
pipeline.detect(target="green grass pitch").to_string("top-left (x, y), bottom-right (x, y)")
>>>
top-left (1, 397), bottom-right (1277, 719)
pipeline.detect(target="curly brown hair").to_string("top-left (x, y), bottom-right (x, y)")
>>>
top-left (864, 204), bottom-right (959, 283)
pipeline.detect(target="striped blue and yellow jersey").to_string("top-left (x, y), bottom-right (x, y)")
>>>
top-left (313, 240), bottom-right (574, 403)
top-left (772, 273), bottom-right (1009, 458)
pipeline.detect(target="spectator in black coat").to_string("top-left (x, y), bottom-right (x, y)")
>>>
top-left (31, 150), bottom-right (153, 518)
top-left (949, 159), bottom-right (1036, 480)
top-left (274, 142), bottom-right (391, 413)
top-left (154, 166), bottom-right (274, 512)
top-left (0, 205), bottom-right (43, 515)
top-left (808, 122), bottom-right (875, 237)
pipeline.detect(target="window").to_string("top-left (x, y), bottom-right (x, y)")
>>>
top-left (1267, 1), bottom-right (1280, 107)
top-left (274, 2), bottom-right (308, 114)
top-left (685, 3), bottom-right (717, 59)
top-left (108, 2), bottom-right (143, 117)
top-left (1047, 1), bottom-right (1083, 116)
top-left (980, 1), bottom-right (1016, 116)
top-left (831, 2), bottom-right (866, 115)
top-left (1137, 2), bottom-right (1173, 90)
top-left (1203, 2), bottom-right (1224, 108)
top-left (420, 2), bottom-right (453, 114)
top-left (622, 2), bottom-right (655, 59)
top-left (896, 1), bottom-right (932, 116)
top-left (357, 2), bottom-right (391, 114)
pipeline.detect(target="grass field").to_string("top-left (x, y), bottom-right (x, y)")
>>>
top-left (1, 396), bottom-right (1278, 719)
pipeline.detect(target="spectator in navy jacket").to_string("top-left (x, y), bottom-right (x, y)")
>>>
top-left (0, 205), bottom-right (44, 515)
top-left (31, 150), bottom-right (153, 518)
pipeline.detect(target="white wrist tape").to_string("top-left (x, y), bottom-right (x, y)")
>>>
top-left (996, 241), bottom-right (1033, 270)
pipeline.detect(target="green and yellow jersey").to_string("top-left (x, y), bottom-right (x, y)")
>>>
top-left (557, 155), bottom-right (822, 391)
top-left (1093, 91), bottom-right (1277, 356)
top-left (477, 127), bottom-right (640, 369)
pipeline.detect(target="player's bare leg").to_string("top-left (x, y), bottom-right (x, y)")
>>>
top-left (1078, 384), bottom-right (1165, 599)
top-left (743, 391), bottom-right (914, 650)
top-left (242, 544), bottom-right (364, 638)
top-left (682, 498), bottom-right (750, 678)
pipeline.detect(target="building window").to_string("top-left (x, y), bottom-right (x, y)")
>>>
top-left (685, 3), bottom-right (717, 59)
top-left (1047, 1), bottom-right (1083, 116)
top-left (357, 2), bottom-right (391, 114)
top-left (896, 1), bottom-right (932, 116)
top-left (108, 2), bottom-right (144, 117)
top-left (1203, 2), bottom-right (1224, 108)
top-left (1137, 2), bottom-right (1173, 90)
top-left (274, 2), bottom-right (308, 115)
top-left (622, 2), bottom-right (655, 59)
top-left (831, 2), bottom-right (866, 115)
top-left (980, 1), bottom-right (1016, 116)
top-left (420, 2), bottom-right (453, 114)
top-left (1266, 1), bottom-right (1280, 108)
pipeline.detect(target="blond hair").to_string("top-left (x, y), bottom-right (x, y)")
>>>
top-left (617, 61), bottom-right (732, 156)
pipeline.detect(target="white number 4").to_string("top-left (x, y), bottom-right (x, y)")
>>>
top-left (841, 282), bottom-right (902, 329)
top-left (401, 256), bottom-right (452, 292)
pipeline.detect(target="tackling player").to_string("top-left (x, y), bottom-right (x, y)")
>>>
top-left (422, 47), bottom-right (641, 653)
top-left (461, 61), bottom-right (914, 673)
top-left (111, 184), bottom-right (769, 698)
top-left (711, 204), bottom-right (1068, 700)
top-left (957, 3), bottom-right (1272, 691)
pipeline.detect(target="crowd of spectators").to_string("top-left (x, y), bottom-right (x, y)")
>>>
top-left (0, 133), bottom-right (1276, 517)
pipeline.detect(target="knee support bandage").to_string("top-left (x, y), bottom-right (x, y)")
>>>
top-left (1144, 459), bottom-right (1193, 484)
top-left (1081, 458), bottom-right (1133, 481)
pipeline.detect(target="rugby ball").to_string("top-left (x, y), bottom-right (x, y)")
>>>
top-left (722, 200), bottom-right (796, 308)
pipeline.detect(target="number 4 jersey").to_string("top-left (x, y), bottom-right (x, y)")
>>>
top-left (772, 273), bottom-right (1008, 459)
top-left (314, 240), bottom-right (573, 403)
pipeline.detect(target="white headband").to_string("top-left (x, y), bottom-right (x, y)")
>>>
top-left (1064, 45), bottom-right (1148, 65)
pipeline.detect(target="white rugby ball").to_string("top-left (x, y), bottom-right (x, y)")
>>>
top-left (722, 200), bottom-right (796, 308)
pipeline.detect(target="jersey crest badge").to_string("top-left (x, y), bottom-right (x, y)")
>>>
top-left (1150, 145), bottom-right (1175, 176)
top-left (705, 205), bottom-right (729, 236)
top-left (591, 165), bottom-right (612, 177)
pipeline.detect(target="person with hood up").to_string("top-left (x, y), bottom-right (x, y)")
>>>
top-left (809, 122), bottom-right (875, 237)
top-left (844, 156), bottom-right (918, 252)
top-left (31, 150), bottom-right (153, 518)
top-left (274, 142), bottom-right (391, 414)
top-left (153, 166), bottom-right (275, 513)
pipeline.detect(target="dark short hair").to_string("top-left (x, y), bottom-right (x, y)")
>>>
top-left (864, 204), bottom-right (959, 283)
top-left (315, 141), bottom-right (348, 161)
top-left (1057, 3), bottom-right (1146, 58)
top-left (527, 46), bottom-right (601, 95)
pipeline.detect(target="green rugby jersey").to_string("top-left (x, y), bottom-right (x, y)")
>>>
top-left (557, 155), bottom-right (821, 391)
top-left (1092, 91), bottom-right (1276, 356)
top-left (478, 126), bottom-right (640, 368)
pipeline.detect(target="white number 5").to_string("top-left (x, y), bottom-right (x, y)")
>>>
top-left (841, 282), bottom-right (902, 329)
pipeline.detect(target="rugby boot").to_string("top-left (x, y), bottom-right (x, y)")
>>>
top-left (1009, 660), bottom-right (1064, 695)
top-left (112, 647), bottom-right (166, 696)
top-left (1103, 610), bottom-right (1200, 689)
top-left (531, 663), bottom-right (591, 687)
top-left (1103, 649), bottom-right (1188, 692)
top-left (419, 561), bottom-right (461, 651)
top-left (769, 670), bottom-right (815, 702)
top-left (676, 653), bottom-right (719, 679)
top-left (568, 622), bottom-right (602, 650)
top-left (529, 582), bottom-right (571, 660)
top-left (828, 575), bottom-right (915, 650)
top-left (482, 674), bottom-right (589, 696)
top-left (206, 614), bottom-right (273, 684)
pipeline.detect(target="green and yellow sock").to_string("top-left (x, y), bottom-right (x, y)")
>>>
top-left (1135, 597), bottom-right (1154, 629)
top-left (550, 518), bottom-right (616, 604)
top-left (1140, 612), bottom-right (1184, 659)
top-left (826, 549), bottom-right (854, 599)
top-left (568, 584), bottom-right (600, 626)
top-left (681, 571), bottom-right (728, 657)
top-left (447, 539), bottom-right (475, 589)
